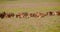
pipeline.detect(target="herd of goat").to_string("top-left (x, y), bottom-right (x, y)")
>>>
top-left (0, 11), bottom-right (60, 19)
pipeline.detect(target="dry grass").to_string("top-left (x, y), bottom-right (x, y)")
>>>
top-left (0, 0), bottom-right (60, 32)
top-left (0, 16), bottom-right (60, 32)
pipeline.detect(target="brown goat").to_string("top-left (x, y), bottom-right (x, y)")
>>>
top-left (0, 12), bottom-right (6, 19)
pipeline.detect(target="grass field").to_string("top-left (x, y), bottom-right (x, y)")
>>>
top-left (0, 0), bottom-right (60, 32)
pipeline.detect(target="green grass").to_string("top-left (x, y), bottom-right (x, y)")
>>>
top-left (0, 7), bottom-right (60, 13)
top-left (0, 0), bottom-right (60, 4)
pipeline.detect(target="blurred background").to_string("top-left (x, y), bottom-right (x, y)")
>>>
top-left (0, 0), bottom-right (60, 32)
top-left (0, 0), bottom-right (60, 13)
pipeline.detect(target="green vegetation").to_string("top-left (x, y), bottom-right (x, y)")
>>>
top-left (0, 0), bottom-right (60, 4)
top-left (0, 7), bottom-right (60, 13)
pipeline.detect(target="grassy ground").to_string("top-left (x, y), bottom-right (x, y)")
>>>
top-left (0, 16), bottom-right (60, 32)
top-left (0, 0), bottom-right (60, 32)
